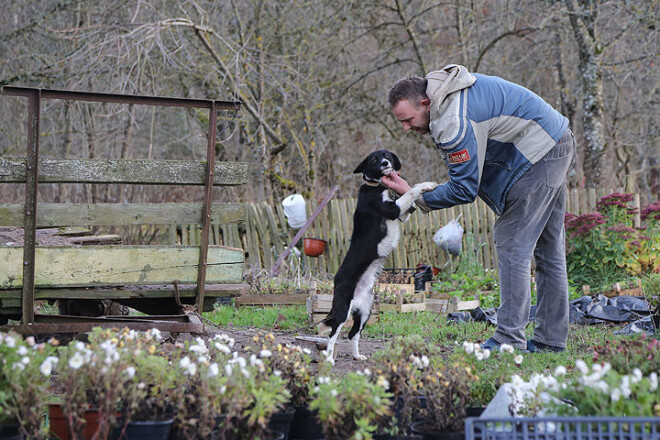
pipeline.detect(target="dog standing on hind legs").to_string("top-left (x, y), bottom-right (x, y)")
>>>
top-left (318, 149), bottom-right (437, 365)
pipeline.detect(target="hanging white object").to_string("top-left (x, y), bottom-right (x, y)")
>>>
top-left (433, 213), bottom-right (464, 256)
top-left (282, 194), bottom-right (307, 229)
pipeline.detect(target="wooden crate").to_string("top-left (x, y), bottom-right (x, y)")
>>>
top-left (377, 283), bottom-right (426, 313)
top-left (306, 293), bottom-right (379, 327)
top-left (582, 279), bottom-right (642, 298)
top-left (426, 292), bottom-right (480, 314)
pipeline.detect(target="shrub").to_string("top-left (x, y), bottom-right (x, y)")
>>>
top-left (565, 193), bottom-right (660, 290)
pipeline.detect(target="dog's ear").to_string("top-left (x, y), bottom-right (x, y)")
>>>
top-left (391, 152), bottom-right (402, 171)
top-left (353, 156), bottom-right (369, 174)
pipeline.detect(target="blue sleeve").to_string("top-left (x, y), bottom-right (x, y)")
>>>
top-left (421, 123), bottom-right (480, 210)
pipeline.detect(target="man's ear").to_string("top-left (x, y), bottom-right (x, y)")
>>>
top-left (353, 157), bottom-right (368, 174)
top-left (420, 98), bottom-right (431, 110)
top-left (391, 152), bottom-right (402, 171)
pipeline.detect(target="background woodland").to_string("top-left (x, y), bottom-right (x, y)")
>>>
top-left (1, 0), bottom-right (658, 207)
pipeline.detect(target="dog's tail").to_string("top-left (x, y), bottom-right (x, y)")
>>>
top-left (317, 313), bottom-right (333, 334)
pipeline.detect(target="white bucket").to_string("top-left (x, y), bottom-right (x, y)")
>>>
top-left (282, 194), bottom-right (307, 229)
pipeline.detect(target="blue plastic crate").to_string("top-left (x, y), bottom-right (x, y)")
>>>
top-left (465, 416), bottom-right (660, 440)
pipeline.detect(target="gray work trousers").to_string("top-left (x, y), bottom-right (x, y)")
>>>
top-left (492, 130), bottom-right (576, 349)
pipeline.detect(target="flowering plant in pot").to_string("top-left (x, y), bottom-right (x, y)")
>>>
top-left (408, 363), bottom-right (474, 438)
top-left (0, 332), bottom-right (59, 439)
top-left (170, 334), bottom-right (236, 439)
top-left (368, 335), bottom-right (441, 436)
top-left (115, 328), bottom-right (183, 439)
top-left (53, 328), bottom-right (132, 440)
top-left (244, 333), bottom-right (314, 438)
top-left (593, 334), bottom-right (660, 376)
top-left (310, 370), bottom-right (392, 440)
top-left (508, 360), bottom-right (659, 417)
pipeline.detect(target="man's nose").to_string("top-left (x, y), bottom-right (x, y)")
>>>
top-left (402, 122), bottom-right (411, 131)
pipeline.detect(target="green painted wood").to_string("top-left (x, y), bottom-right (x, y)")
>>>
top-left (0, 203), bottom-right (245, 227)
top-left (0, 158), bottom-right (248, 185)
top-left (0, 246), bottom-right (244, 288)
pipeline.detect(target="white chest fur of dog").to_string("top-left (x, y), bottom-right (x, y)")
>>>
top-left (319, 149), bottom-right (437, 365)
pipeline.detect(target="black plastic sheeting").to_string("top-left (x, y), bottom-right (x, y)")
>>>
top-left (447, 294), bottom-right (657, 335)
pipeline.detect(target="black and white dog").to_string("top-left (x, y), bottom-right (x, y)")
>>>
top-left (319, 150), bottom-right (436, 364)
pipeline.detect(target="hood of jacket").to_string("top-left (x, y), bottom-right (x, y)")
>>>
top-left (426, 64), bottom-right (476, 147)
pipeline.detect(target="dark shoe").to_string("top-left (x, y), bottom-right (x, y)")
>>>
top-left (481, 337), bottom-right (501, 351)
top-left (526, 339), bottom-right (564, 353)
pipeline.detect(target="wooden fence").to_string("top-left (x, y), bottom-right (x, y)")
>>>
top-left (177, 184), bottom-right (651, 275)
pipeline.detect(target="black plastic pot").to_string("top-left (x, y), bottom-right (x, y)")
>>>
top-left (268, 409), bottom-right (296, 440)
top-left (408, 421), bottom-right (463, 440)
top-left (374, 434), bottom-right (423, 440)
top-left (0, 424), bottom-right (23, 440)
top-left (289, 406), bottom-right (324, 440)
top-left (112, 418), bottom-right (173, 440)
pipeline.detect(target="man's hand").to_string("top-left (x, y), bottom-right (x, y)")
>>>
top-left (381, 171), bottom-right (412, 195)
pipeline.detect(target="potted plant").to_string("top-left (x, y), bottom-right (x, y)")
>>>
top-left (368, 335), bottom-right (442, 438)
top-left (0, 332), bottom-right (58, 440)
top-left (407, 364), bottom-right (473, 440)
top-left (245, 332), bottom-right (315, 439)
top-left (170, 334), bottom-right (236, 439)
top-left (114, 328), bottom-right (182, 440)
top-left (52, 328), bottom-right (133, 440)
top-left (310, 370), bottom-right (392, 440)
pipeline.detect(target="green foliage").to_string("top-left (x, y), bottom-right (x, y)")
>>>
top-left (206, 304), bottom-right (309, 330)
top-left (592, 334), bottom-right (660, 376)
top-left (0, 332), bottom-right (58, 439)
top-left (310, 371), bottom-right (392, 440)
top-left (642, 273), bottom-right (660, 313)
top-left (565, 193), bottom-right (660, 291)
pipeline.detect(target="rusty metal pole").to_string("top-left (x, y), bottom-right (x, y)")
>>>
top-left (22, 89), bottom-right (41, 324)
top-left (196, 100), bottom-right (218, 312)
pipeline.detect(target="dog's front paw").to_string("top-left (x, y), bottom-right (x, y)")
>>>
top-left (353, 354), bottom-right (367, 361)
top-left (415, 181), bottom-right (438, 193)
top-left (324, 356), bottom-right (336, 366)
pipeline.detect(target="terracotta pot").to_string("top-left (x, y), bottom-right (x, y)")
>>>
top-left (303, 238), bottom-right (326, 257)
top-left (48, 404), bottom-right (112, 440)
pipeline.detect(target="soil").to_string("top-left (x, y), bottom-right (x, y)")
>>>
top-left (180, 325), bottom-right (389, 376)
top-left (0, 227), bottom-right (73, 246)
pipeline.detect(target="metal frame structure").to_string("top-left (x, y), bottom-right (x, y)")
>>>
top-left (1, 85), bottom-right (241, 333)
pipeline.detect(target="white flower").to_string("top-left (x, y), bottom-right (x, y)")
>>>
top-left (330, 389), bottom-right (338, 397)
top-left (302, 348), bottom-right (312, 355)
top-left (274, 370), bottom-right (282, 376)
top-left (208, 363), bottom-right (219, 377)
top-left (20, 356), bottom-right (29, 365)
top-left (241, 367), bottom-right (250, 378)
top-left (40, 357), bottom-right (57, 376)
top-left (25, 336), bottom-right (36, 346)
top-left (214, 342), bottom-right (231, 354)
top-left (5, 336), bottom-right (16, 348)
top-left (186, 362), bottom-right (197, 376)
top-left (150, 329), bottom-right (162, 340)
top-left (463, 341), bottom-right (475, 354)
top-left (225, 364), bottom-right (233, 376)
top-left (610, 388), bottom-right (621, 402)
top-left (68, 352), bottom-right (85, 370)
top-left (17, 346), bottom-right (28, 356)
top-left (514, 354), bottom-right (523, 365)
top-left (649, 372), bottom-right (658, 391)
top-left (180, 356), bottom-right (192, 369)
top-left (421, 356), bottom-right (429, 368)
top-left (632, 368), bottom-right (643, 384)
top-left (500, 344), bottom-right (514, 354)
top-left (363, 368), bottom-right (372, 376)
top-left (12, 362), bottom-right (24, 371)
top-left (260, 350), bottom-right (273, 358)
top-left (318, 376), bottom-right (331, 384)
top-left (554, 365), bottom-right (567, 376)
top-left (377, 376), bottom-right (390, 389)
top-left (125, 366), bottom-right (136, 379)
top-left (575, 359), bottom-right (589, 375)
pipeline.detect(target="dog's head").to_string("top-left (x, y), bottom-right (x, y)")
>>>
top-left (353, 149), bottom-right (402, 182)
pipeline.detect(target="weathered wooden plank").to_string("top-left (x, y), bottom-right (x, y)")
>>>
top-left (0, 203), bottom-right (245, 227)
top-left (0, 283), bottom-right (249, 300)
top-left (0, 246), bottom-right (244, 288)
top-left (0, 158), bottom-right (248, 185)
top-left (235, 293), bottom-right (309, 306)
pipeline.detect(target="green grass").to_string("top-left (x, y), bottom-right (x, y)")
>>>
top-left (204, 303), bottom-right (310, 331)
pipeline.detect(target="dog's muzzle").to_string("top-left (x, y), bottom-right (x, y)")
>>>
top-left (381, 160), bottom-right (393, 175)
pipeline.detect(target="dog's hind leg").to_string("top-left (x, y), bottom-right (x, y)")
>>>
top-left (348, 309), bottom-right (370, 361)
top-left (325, 321), bottom-right (345, 366)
